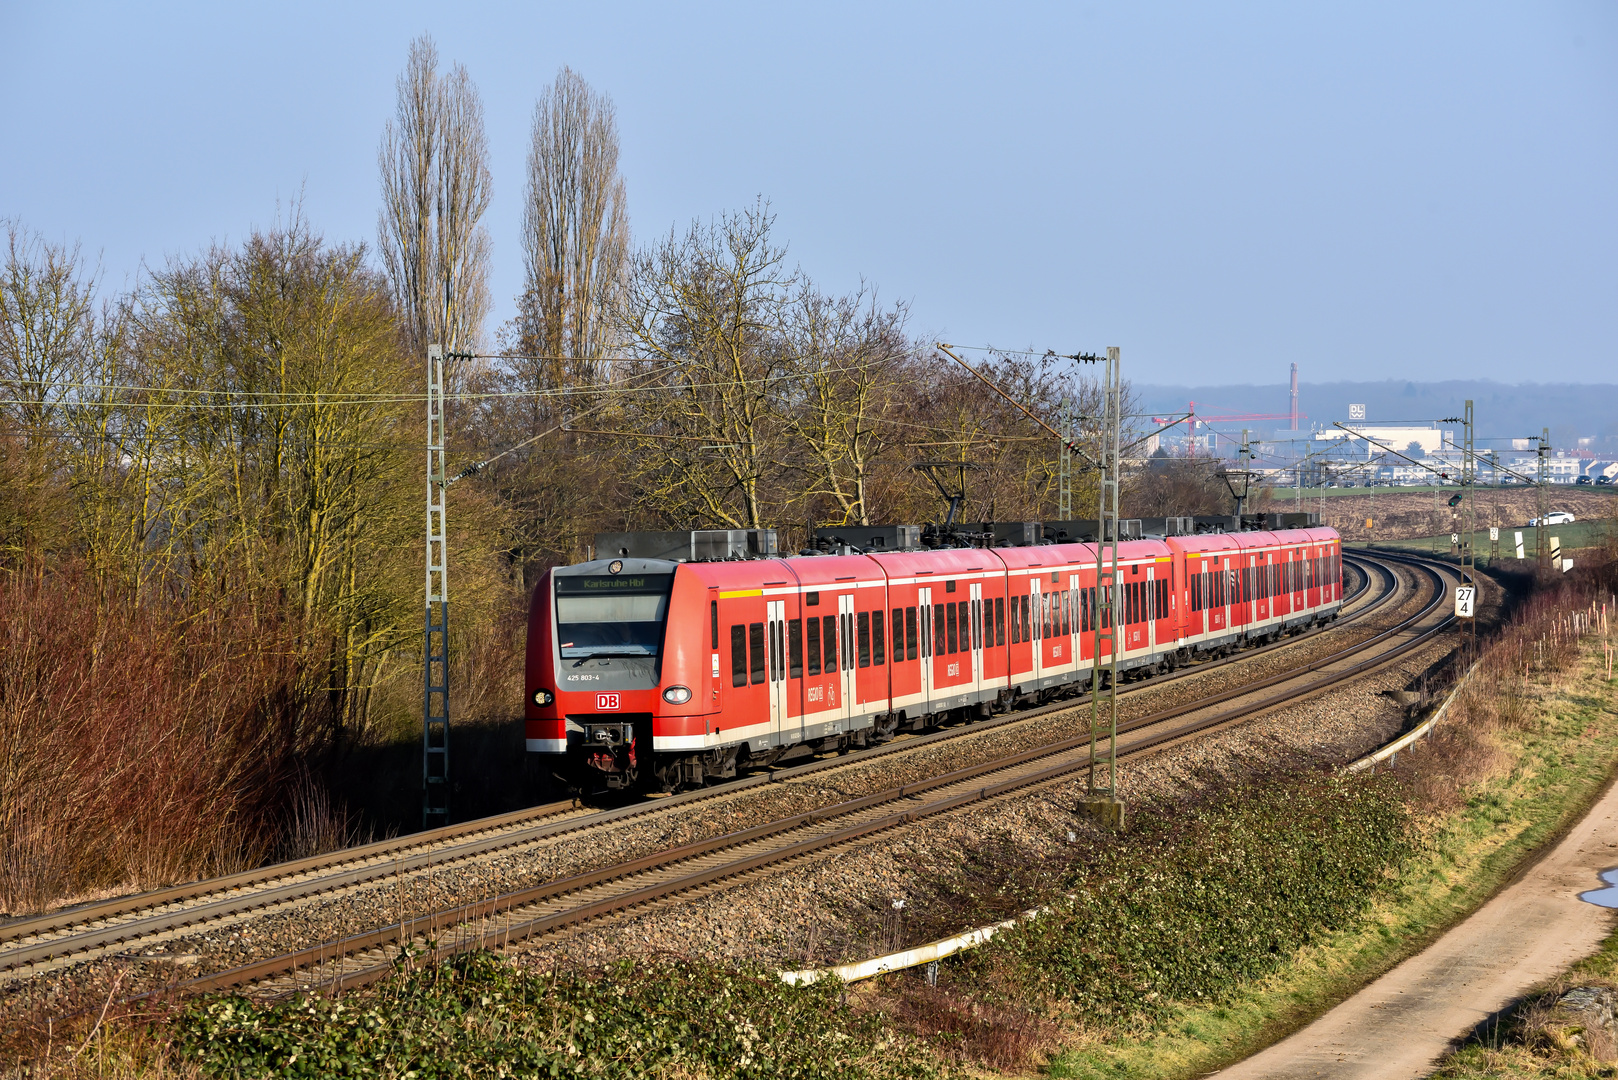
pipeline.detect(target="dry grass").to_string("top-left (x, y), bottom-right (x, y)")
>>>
top-left (873, 977), bottom-right (1060, 1073)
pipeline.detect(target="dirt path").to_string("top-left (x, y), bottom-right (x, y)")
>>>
top-left (1215, 772), bottom-right (1618, 1079)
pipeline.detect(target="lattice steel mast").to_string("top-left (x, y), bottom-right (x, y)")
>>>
top-left (1537, 426), bottom-right (1550, 572)
top-left (1461, 400), bottom-right (1476, 659)
top-left (1085, 347), bottom-right (1124, 827)
top-left (424, 344), bottom-right (451, 826)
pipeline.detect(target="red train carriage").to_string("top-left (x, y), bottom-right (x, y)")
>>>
top-left (525, 525), bottom-right (1342, 792)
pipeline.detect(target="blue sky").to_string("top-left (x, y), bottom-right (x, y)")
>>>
top-left (3, 2), bottom-right (1614, 384)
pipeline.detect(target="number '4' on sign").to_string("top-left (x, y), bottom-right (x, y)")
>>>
top-left (1455, 586), bottom-right (1476, 619)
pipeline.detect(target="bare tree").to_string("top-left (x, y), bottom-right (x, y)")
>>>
top-left (517, 67), bottom-right (629, 390)
top-left (377, 35), bottom-right (492, 370)
top-left (619, 204), bottom-right (796, 529)
top-left (0, 221), bottom-right (96, 452)
top-left (782, 283), bottom-right (909, 526)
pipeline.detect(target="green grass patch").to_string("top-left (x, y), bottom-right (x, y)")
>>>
top-left (1041, 645), bottom-right (1618, 1079)
top-left (1357, 518), bottom-right (1613, 558)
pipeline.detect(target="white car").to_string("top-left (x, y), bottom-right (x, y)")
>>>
top-left (1528, 511), bottom-right (1576, 526)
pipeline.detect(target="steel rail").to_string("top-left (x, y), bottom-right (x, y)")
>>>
top-left (0, 555), bottom-right (1388, 970)
top-left (170, 554), bottom-right (1452, 1000)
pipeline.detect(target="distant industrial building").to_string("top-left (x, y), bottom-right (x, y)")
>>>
top-left (1317, 425), bottom-right (1450, 455)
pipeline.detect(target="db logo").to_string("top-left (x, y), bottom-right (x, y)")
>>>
top-left (596, 693), bottom-right (620, 711)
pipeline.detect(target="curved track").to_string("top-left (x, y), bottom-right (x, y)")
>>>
top-left (4, 551), bottom-right (1431, 1004)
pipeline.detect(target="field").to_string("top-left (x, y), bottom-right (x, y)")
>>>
top-left (1264, 486), bottom-right (1618, 544)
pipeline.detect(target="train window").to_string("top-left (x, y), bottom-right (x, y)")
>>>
top-left (807, 616), bottom-right (821, 675)
top-left (843, 613), bottom-right (854, 670)
top-left (946, 580), bottom-right (956, 593)
top-left (975, 600), bottom-right (984, 650)
top-left (771, 621), bottom-right (783, 681)
top-left (711, 601), bottom-right (718, 649)
top-left (935, 605), bottom-right (946, 655)
top-left (873, 610), bottom-right (886, 665)
top-left (905, 607), bottom-right (918, 660)
top-left (805, 591), bottom-right (820, 606)
top-left (946, 602), bottom-right (958, 654)
top-left (1010, 596), bottom-right (1021, 643)
top-left (749, 623), bottom-right (766, 685)
top-left (731, 625), bottom-right (746, 687)
top-left (789, 619), bottom-right (803, 679)
top-left (555, 573), bottom-right (673, 658)
top-left (1023, 594), bottom-right (1033, 639)
top-left (857, 612), bottom-right (871, 668)
top-left (823, 614), bottom-right (838, 673)
top-left (995, 596), bottom-right (1005, 646)
top-left (920, 604), bottom-right (930, 657)
top-left (964, 601), bottom-right (975, 651)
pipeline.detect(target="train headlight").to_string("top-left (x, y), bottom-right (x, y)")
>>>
top-left (531, 689), bottom-right (554, 707)
top-left (661, 685), bottom-right (692, 704)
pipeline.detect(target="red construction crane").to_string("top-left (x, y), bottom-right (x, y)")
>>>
top-left (1150, 402), bottom-right (1307, 457)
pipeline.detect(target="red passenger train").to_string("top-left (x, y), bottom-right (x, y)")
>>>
top-left (525, 526), bottom-right (1343, 792)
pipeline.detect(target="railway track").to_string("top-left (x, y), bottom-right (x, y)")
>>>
top-left (2, 551), bottom-right (1425, 1003)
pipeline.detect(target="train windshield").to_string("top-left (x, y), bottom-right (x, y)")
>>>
top-left (554, 573), bottom-right (673, 658)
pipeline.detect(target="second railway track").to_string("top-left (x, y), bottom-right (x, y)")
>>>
top-left (3, 551), bottom-right (1439, 1003)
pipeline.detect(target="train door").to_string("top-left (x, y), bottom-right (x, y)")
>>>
top-left (1248, 555), bottom-right (1258, 626)
top-left (918, 586), bottom-right (934, 713)
top-left (838, 593), bottom-right (856, 725)
top-left (1068, 574), bottom-right (1081, 665)
top-left (1222, 557), bottom-right (1233, 632)
top-left (969, 582), bottom-right (984, 696)
top-left (766, 600), bottom-right (791, 741)
top-left (709, 589), bottom-right (723, 714)
top-left (1146, 566), bottom-right (1157, 652)
top-left (1029, 577), bottom-right (1044, 682)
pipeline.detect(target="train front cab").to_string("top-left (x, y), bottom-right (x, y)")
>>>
top-left (524, 558), bottom-right (684, 789)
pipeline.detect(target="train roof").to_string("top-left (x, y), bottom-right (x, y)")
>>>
top-left (547, 524), bottom-right (1340, 590)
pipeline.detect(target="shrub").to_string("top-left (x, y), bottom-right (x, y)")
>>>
top-left (989, 772), bottom-right (1412, 1023)
top-left (176, 952), bottom-right (941, 1080)
top-left (0, 568), bottom-right (322, 913)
